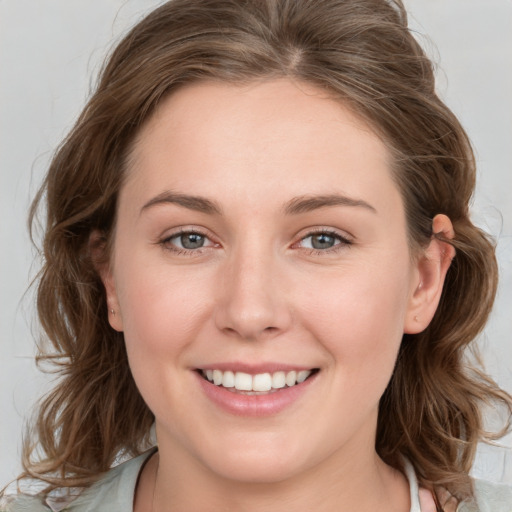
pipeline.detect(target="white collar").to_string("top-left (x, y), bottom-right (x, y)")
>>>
top-left (402, 457), bottom-right (422, 512)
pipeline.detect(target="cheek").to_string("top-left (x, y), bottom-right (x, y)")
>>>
top-left (114, 260), bottom-right (214, 365)
top-left (112, 264), bottom-right (214, 421)
top-left (298, 258), bottom-right (411, 379)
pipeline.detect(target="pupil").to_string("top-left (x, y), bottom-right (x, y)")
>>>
top-left (181, 233), bottom-right (204, 249)
top-left (312, 234), bottom-right (335, 249)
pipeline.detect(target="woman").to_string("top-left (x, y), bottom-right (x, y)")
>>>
top-left (2, 0), bottom-right (511, 510)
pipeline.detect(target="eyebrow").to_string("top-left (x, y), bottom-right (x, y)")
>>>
top-left (141, 191), bottom-right (222, 216)
top-left (140, 191), bottom-right (376, 216)
top-left (283, 194), bottom-right (377, 215)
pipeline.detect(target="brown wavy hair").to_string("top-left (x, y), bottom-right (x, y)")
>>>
top-left (9, 0), bottom-right (512, 504)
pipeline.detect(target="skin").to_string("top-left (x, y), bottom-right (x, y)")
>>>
top-left (98, 79), bottom-right (455, 512)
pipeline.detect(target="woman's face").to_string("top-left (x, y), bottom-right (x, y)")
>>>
top-left (103, 79), bottom-right (434, 483)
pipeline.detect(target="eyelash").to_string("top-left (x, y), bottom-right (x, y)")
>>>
top-left (159, 228), bottom-right (215, 257)
top-left (296, 229), bottom-right (353, 256)
top-left (158, 228), bottom-right (352, 256)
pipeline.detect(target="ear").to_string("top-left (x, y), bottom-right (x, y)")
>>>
top-left (89, 230), bottom-right (124, 332)
top-left (404, 214), bottom-right (456, 334)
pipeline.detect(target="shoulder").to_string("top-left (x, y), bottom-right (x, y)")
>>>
top-left (1, 495), bottom-right (48, 512)
top-left (3, 449), bottom-right (156, 512)
top-left (457, 479), bottom-right (512, 512)
top-left (68, 449), bottom-right (155, 512)
top-left (401, 455), bottom-right (512, 512)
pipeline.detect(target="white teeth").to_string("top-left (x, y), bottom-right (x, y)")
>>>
top-left (272, 371), bottom-right (286, 389)
top-left (202, 368), bottom-right (314, 392)
top-left (253, 373), bottom-right (272, 392)
top-left (222, 370), bottom-right (235, 388)
top-left (234, 372), bottom-right (253, 391)
top-left (285, 371), bottom-right (297, 387)
top-left (213, 369), bottom-right (223, 385)
top-left (297, 370), bottom-right (310, 383)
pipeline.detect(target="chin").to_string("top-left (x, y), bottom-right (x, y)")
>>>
top-left (200, 441), bottom-right (310, 484)
top-left (209, 459), bottom-right (301, 485)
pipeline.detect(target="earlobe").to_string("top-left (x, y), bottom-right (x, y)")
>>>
top-left (104, 273), bottom-right (124, 332)
top-left (404, 214), bottom-right (455, 334)
top-left (89, 230), bottom-right (124, 332)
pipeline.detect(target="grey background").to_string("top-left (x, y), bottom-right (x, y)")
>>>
top-left (1, 0), bottom-right (511, 487)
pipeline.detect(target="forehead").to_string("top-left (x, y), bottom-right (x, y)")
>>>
top-left (123, 78), bottom-right (401, 217)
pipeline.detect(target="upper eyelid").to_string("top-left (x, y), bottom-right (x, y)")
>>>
top-left (292, 228), bottom-right (354, 254)
top-left (161, 226), bottom-right (213, 241)
top-left (301, 231), bottom-right (349, 240)
top-left (158, 229), bottom-right (218, 257)
top-left (167, 230), bottom-right (212, 242)
top-left (295, 227), bottom-right (353, 242)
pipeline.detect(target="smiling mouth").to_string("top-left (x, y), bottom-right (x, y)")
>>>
top-left (198, 368), bottom-right (320, 394)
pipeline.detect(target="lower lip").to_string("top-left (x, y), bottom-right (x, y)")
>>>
top-left (195, 371), bottom-right (318, 417)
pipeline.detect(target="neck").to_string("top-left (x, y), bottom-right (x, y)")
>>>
top-left (145, 441), bottom-right (410, 512)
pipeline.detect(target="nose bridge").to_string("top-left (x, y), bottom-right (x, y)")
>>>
top-left (215, 235), bottom-right (290, 340)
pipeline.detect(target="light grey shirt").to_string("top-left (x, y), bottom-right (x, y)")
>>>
top-left (5, 450), bottom-right (512, 511)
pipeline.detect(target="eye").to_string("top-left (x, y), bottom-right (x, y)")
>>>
top-left (302, 233), bottom-right (338, 250)
top-left (160, 229), bottom-right (217, 254)
top-left (173, 232), bottom-right (207, 250)
top-left (297, 230), bottom-right (352, 253)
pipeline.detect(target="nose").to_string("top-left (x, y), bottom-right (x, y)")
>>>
top-left (214, 243), bottom-right (292, 342)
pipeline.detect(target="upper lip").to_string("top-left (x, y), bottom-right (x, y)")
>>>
top-left (195, 362), bottom-right (318, 374)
